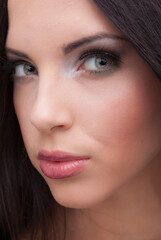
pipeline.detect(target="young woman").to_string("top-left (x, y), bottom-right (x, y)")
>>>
top-left (0, 0), bottom-right (161, 239)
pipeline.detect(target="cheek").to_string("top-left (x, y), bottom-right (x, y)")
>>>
top-left (13, 82), bottom-right (37, 146)
top-left (70, 77), bottom-right (161, 199)
top-left (77, 76), bottom-right (161, 159)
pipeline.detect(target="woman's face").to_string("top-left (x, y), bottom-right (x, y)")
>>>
top-left (7, 0), bottom-right (161, 208)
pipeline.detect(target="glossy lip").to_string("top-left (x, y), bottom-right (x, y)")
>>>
top-left (37, 150), bottom-right (91, 179)
top-left (37, 150), bottom-right (91, 162)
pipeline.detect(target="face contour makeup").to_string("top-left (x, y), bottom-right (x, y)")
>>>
top-left (6, 0), bottom-right (161, 211)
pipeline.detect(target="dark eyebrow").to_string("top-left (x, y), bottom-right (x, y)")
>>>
top-left (5, 33), bottom-right (128, 59)
top-left (5, 48), bottom-right (31, 60)
top-left (63, 33), bottom-right (128, 54)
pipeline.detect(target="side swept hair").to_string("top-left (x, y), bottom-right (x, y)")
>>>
top-left (94, 0), bottom-right (161, 79)
top-left (0, 0), bottom-right (160, 239)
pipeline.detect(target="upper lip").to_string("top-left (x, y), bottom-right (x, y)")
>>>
top-left (37, 150), bottom-right (91, 162)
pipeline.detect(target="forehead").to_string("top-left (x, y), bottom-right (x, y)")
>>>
top-left (7, 0), bottom-right (122, 55)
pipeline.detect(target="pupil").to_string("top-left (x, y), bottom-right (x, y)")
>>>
top-left (98, 58), bottom-right (107, 65)
top-left (24, 64), bottom-right (36, 75)
top-left (96, 57), bottom-right (109, 69)
top-left (26, 65), bottom-right (34, 72)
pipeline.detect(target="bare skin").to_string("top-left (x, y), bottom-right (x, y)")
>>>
top-left (66, 156), bottom-right (161, 240)
top-left (7, 0), bottom-right (161, 239)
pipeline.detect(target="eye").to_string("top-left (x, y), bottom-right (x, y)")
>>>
top-left (77, 51), bottom-right (121, 75)
top-left (80, 55), bottom-right (112, 70)
top-left (14, 63), bottom-right (38, 77)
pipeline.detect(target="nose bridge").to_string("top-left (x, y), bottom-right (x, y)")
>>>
top-left (30, 76), bottom-right (72, 132)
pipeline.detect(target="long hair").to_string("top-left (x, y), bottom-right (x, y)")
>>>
top-left (0, 1), bottom-right (160, 239)
top-left (94, 0), bottom-right (161, 79)
top-left (0, 1), bottom-right (66, 239)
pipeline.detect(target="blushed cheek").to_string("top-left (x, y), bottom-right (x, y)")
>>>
top-left (79, 79), bottom-right (161, 185)
top-left (81, 79), bottom-right (161, 152)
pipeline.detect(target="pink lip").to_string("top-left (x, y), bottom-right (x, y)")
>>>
top-left (38, 150), bottom-right (91, 161)
top-left (38, 150), bottom-right (91, 179)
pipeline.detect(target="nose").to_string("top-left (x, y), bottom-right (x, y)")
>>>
top-left (30, 80), bottom-right (73, 133)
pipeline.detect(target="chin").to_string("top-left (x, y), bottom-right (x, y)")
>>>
top-left (52, 194), bottom-right (98, 209)
top-left (48, 184), bottom-right (112, 209)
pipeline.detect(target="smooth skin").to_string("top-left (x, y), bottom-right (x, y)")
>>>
top-left (7, 0), bottom-right (161, 239)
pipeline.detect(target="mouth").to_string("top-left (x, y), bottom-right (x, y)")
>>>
top-left (37, 150), bottom-right (91, 179)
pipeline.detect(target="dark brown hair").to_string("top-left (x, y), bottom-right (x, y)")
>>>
top-left (94, 0), bottom-right (161, 79)
top-left (0, 0), bottom-right (160, 239)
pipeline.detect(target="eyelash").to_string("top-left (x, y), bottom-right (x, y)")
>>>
top-left (78, 48), bottom-right (122, 75)
top-left (2, 59), bottom-right (33, 81)
top-left (3, 48), bottom-right (122, 80)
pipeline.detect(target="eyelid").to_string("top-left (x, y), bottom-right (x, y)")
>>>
top-left (78, 49), bottom-right (122, 63)
top-left (3, 58), bottom-right (38, 74)
top-left (73, 47), bottom-right (123, 77)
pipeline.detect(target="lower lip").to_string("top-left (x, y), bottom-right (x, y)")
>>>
top-left (40, 159), bottom-right (90, 179)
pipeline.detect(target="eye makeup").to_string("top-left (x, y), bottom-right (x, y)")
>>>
top-left (4, 38), bottom-right (126, 82)
top-left (62, 38), bottom-right (127, 79)
top-left (2, 57), bottom-right (38, 81)
top-left (76, 47), bottom-right (122, 76)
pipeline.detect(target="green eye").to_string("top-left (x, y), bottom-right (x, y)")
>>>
top-left (92, 56), bottom-right (112, 70)
top-left (78, 51), bottom-right (121, 75)
top-left (14, 63), bottom-right (38, 77)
